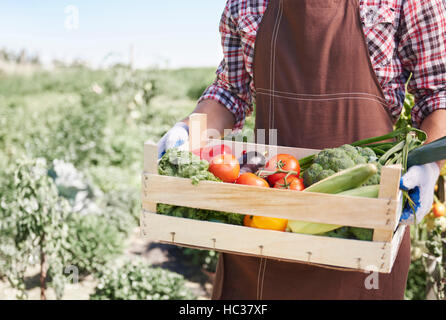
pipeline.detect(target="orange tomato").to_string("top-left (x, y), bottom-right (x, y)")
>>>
top-left (250, 216), bottom-right (288, 232)
top-left (209, 154), bottom-right (240, 183)
top-left (433, 202), bottom-right (446, 218)
top-left (243, 215), bottom-right (254, 227)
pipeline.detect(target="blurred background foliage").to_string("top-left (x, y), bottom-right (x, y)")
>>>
top-left (0, 61), bottom-right (219, 299)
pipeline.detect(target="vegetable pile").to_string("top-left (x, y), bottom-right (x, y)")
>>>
top-left (157, 148), bottom-right (244, 225)
top-left (157, 127), bottom-right (446, 242)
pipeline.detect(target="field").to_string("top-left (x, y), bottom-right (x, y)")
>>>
top-left (0, 62), bottom-right (444, 300)
top-left (0, 64), bottom-right (221, 300)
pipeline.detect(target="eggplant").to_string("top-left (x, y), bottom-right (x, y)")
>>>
top-left (238, 151), bottom-right (267, 174)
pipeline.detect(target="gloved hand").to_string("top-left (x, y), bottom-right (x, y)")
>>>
top-left (157, 122), bottom-right (189, 159)
top-left (400, 162), bottom-right (440, 224)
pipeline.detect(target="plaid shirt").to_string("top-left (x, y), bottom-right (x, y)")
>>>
top-left (199, 0), bottom-right (446, 131)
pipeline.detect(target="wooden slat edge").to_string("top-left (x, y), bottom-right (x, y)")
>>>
top-left (141, 211), bottom-right (390, 273)
top-left (143, 142), bottom-right (158, 174)
top-left (389, 225), bottom-right (407, 272)
top-left (393, 191), bottom-right (404, 227)
top-left (143, 173), bottom-right (397, 230)
top-left (142, 142), bottom-right (158, 232)
top-left (373, 164), bottom-right (402, 242)
top-left (189, 113), bottom-right (207, 151)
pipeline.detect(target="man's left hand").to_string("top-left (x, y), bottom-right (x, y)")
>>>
top-left (400, 163), bottom-right (440, 224)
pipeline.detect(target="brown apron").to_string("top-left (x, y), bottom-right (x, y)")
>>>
top-left (211, 0), bottom-right (411, 300)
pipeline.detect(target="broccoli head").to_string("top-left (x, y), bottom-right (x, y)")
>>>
top-left (314, 148), bottom-right (355, 171)
top-left (316, 169), bottom-right (336, 181)
top-left (303, 163), bottom-right (323, 187)
top-left (339, 144), bottom-right (359, 158)
top-left (303, 145), bottom-right (380, 187)
top-left (358, 147), bottom-right (379, 163)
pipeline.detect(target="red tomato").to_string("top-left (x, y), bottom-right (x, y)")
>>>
top-left (264, 154), bottom-right (300, 186)
top-left (209, 154), bottom-right (240, 183)
top-left (236, 173), bottom-right (270, 188)
top-left (274, 176), bottom-right (305, 191)
top-left (192, 144), bottom-right (232, 162)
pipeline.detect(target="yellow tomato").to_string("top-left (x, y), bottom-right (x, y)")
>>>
top-left (250, 216), bottom-right (288, 232)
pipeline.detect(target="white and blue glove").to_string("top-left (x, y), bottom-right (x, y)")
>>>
top-left (400, 162), bottom-right (440, 224)
top-left (157, 122), bottom-right (189, 159)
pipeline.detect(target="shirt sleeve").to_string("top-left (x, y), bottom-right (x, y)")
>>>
top-left (198, 1), bottom-right (254, 131)
top-left (397, 0), bottom-right (446, 128)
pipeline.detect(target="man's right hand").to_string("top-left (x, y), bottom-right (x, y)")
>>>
top-left (157, 122), bottom-right (189, 159)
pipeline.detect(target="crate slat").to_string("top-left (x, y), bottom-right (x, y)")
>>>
top-left (373, 164), bottom-right (402, 242)
top-left (389, 224), bottom-right (407, 269)
top-left (143, 173), bottom-right (399, 230)
top-left (207, 139), bottom-right (319, 160)
top-left (141, 211), bottom-right (399, 273)
top-left (141, 143), bottom-right (158, 238)
top-left (189, 113), bottom-right (207, 151)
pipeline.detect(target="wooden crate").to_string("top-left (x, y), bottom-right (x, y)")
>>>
top-left (141, 114), bottom-right (406, 273)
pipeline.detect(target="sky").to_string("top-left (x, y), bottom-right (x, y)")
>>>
top-left (0, 0), bottom-right (227, 68)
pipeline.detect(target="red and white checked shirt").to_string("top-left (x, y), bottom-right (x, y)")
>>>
top-left (199, 0), bottom-right (446, 131)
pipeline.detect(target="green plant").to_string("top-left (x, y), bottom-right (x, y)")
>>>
top-left (64, 214), bottom-right (125, 275)
top-left (180, 248), bottom-right (219, 273)
top-left (0, 158), bottom-right (71, 299)
top-left (90, 259), bottom-right (196, 300)
top-left (405, 259), bottom-right (427, 300)
top-left (48, 159), bottom-right (135, 274)
top-left (43, 91), bottom-right (108, 167)
top-left (395, 91), bottom-right (414, 130)
top-left (187, 83), bottom-right (209, 101)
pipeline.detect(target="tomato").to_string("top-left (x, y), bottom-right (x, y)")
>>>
top-left (274, 176), bottom-right (305, 191)
top-left (237, 173), bottom-right (270, 229)
top-left (250, 216), bottom-right (288, 232)
top-left (243, 215), bottom-right (254, 227)
top-left (209, 154), bottom-right (240, 183)
top-left (264, 154), bottom-right (300, 186)
top-left (192, 144), bottom-right (232, 162)
top-left (236, 173), bottom-right (269, 188)
top-left (433, 202), bottom-right (446, 218)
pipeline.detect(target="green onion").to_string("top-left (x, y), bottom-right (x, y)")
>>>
top-left (379, 140), bottom-right (405, 166)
